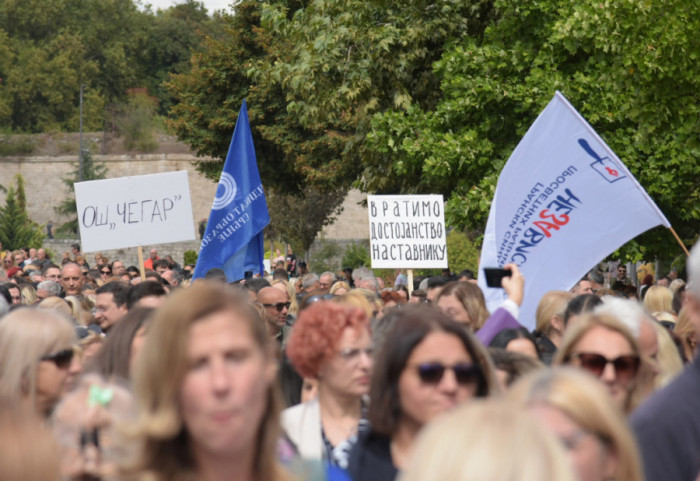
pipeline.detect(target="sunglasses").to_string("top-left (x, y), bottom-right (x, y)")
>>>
top-left (262, 302), bottom-right (291, 312)
top-left (414, 362), bottom-right (483, 386)
top-left (40, 349), bottom-right (74, 369)
top-left (571, 352), bottom-right (640, 383)
top-left (100, 270), bottom-right (111, 275)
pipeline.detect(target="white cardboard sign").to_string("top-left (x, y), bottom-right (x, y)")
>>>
top-left (74, 171), bottom-right (195, 253)
top-left (368, 194), bottom-right (448, 269)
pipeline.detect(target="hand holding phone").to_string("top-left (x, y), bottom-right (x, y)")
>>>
top-left (483, 267), bottom-right (512, 288)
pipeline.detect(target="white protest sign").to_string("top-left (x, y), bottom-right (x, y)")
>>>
top-left (368, 195), bottom-right (448, 269)
top-left (75, 171), bottom-right (196, 253)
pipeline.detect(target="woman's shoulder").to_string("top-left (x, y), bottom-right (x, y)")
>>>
top-left (347, 431), bottom-right (397, 481)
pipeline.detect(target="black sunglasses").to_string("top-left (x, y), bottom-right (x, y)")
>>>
top-left (100, 270), bottom-right (111, 275)
top-left (262, 302), bottom-right (291, 312)
top-left (40, 349), bottom-right (74, 369)
top-left (570, 352), bottom-right (640, 384)
top-left (414, 362), bottom-right (483, 386)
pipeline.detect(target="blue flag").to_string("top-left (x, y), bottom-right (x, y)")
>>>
top-left (193, 100), bottom-right (270, 281)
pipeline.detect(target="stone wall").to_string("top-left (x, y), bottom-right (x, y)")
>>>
top-left (1, 153), bottom-right (370, 266)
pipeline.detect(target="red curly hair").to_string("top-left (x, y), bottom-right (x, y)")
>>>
top-left (286, 301), bottom-right (370, 378)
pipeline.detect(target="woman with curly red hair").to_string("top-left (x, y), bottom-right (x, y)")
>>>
top-left (282, 301), bottom-right (373, 469)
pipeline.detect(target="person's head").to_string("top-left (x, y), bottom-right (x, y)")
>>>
top-left (0, 308), bottom-right (76, 417)
top-left (488, 348), bottom-right (543, 389)
top-left (401, 399), bottom-right (576, 481)
top-left (642, 285), bottom-right (674, 315)
top-left (554, 314), bottom-right (641, 412)
top-left (35, 280), bottom-right (61, 302)
top-left (257, 286), bottom-right (290, 335)
top-left (368, 304), bottom-right (498, 436)
top-left (286, 301), bottom-right (372, 398)
top-left (617, 265), bottom-right (627, 279)
top-left (572, 278), bottom-right (594, 295)
top-left (301, 273), bottom-right (320, 292)
top-left (71, 244), bottom-right (80, 256)
top-left (425, 276), bottom-right (450, 304)
top-left (329, 280), bottom-right (350, 296)
top-left (564, 294), bottom-right (603, 327)
top-left (98, 264), bottom-right (113, 281)
top-left (44, 265), bottom-right (61, 282)
top-left (88, 307), bottom-right (154, 380)
top-left (152, 259), bottom-right (170, 274)
top-left (160, 269), bottom-right (182, 287)
top-left (535, 290), bottom-right (574, 341)
top-left (435, 281), bottom-right (490, 330)
top-left (126, 282), bottom-right (282, 481)
top-left (60, 263), bottom-right (84, 296)
top-left (509, 367), bottom-right (644, 481)
top-left (319, 271), bottom-right (335, 291)
top-left (111, 260), bottom-right (125, 276)
top-left (490, 328), bottom-right (540, 360)
top-left (148, 249), bottom-right (158, 260)
top-left (95, 281), bottom-right (131, 332)
top-left (126, 280), bottom-right (167, 310)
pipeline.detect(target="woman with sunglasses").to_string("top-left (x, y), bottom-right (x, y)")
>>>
top-left (348, 304), bottom-right (498, 481)
top-left (509, 367), bottom-right (644, 481)
top-left (554, 313), bottom-right (643, 413)
top-left (283, 301), bottom-right (373, 468)
top-left (0, 307), bottom-right (77, 417)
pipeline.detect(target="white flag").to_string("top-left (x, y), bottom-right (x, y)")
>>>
top-left (478, 92), bottom-right (670, 330)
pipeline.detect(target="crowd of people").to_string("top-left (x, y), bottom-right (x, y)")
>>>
top-left (0, 238), bottom-right (699, 481)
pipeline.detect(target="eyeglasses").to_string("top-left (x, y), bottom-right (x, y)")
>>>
top-left (100, 270), bottom-right (111, 275)
top-left (339, 347), bottom-right (373, 363)
top-left (262, 302), bottom-right (291, 312)
top-left (413, 362), bottom-right (483, 386)
top-left (570, 352), bottom-right (640, 384)
top-left (40, 349), bottom-right (74, 369)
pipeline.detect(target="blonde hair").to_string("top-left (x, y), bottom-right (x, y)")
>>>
top-left (674, 307), bottom-right (697, 362)
top-left (652, 322), bottom-right (683, 387)
top-left (21, 284), bottom-right (37, 305)
top-left (122, 282), bottom-right (289, 481)
top-left (271, 278), bottom-right (298, 316)
top-left (643, 286), bottom-right (674, 314)
top-left (0, 308), bottom-right (75, 413)
top-left (400, 399), bottom-right (576, 481)
top-left (435, 281), bottom-right (490, 330)
top-left (554, 313), bottom-right (643, 413)
top-left (65, 295), bottom-right (93, 325)
top-left (535, 290), bottom-right (573, 335)
top-left (329, 280), bottom-right (350, 296)
top-left (337, 288), bottom-right (379, 318)
top-left (509, 367), bottom-right (644, 481)
top-left (38, 297), bottom-right (74, 319)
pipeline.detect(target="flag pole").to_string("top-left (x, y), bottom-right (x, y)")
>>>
top-left (669, 227), bottom-right (690, 257)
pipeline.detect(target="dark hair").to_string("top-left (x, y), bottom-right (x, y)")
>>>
top-left (458, 269), bottom-right (475, 280)
top-left (426, 276), bottom-right (450, 290)
top-left (127, 281), bottom-right (167, 309)
top-left (152, 259), bottom-right (171, 271)
top-left (563, 294), bottom-right (602, 326)
top-left (489, 328), bottom-right (540, 360)
top-left (0, 284), bottom-right (12, 304)
top-left (368, 304), bottom-right (493, 436)
top-left (272, 269), bottom-right (288, 281)
top-left (410, 289), bottom-right (427, 301)
top-left (95, 281), bottom-right (131, 308)
top-left (203, 267), bottom-right (227, 282)
top-left (244, 277), bottom-right (271, 294)
top-left (588, 270), bottom-right (604, 285)
top-left (488, 347), bottom-right (543, 387)
top-left (86, 307), bottom-right (154, 380)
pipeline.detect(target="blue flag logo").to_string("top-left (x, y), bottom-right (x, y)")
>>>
top-left (193, 100), bottom-right (270, 281)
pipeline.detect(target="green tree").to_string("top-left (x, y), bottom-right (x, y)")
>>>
top-left (0, 175), bottom-right (44, 250)
top-left (362, 0), bottom-right (700, 262)
top-left (55, 151), bottom-right (109, 235)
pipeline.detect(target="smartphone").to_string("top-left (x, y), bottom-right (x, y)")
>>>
top-left (483, 267), bottom-right (512, 288)
top-left (244, 270), bottom-right (254, 280)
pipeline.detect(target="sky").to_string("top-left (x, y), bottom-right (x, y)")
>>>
top-left (141, 0), bottom-right (234, 14)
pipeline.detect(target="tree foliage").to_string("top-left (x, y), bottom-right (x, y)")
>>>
top-left (0, 0), bottom-right (220, 132)
top-left (55, 152), bottom-right (109, 235)
top-left (0, 175), bottom-right (44, 250)
top-left (362, 0), bottom-right (700, 261)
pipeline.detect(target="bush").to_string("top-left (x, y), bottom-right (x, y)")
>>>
top-left (342, 243), bottom-right (370, 270)
top-left (309, 241), bottom-right (342, 273)
top-left (184, 250), bottom-right (198, 266)
top-left (115, 89), bottom-right (159, 152)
